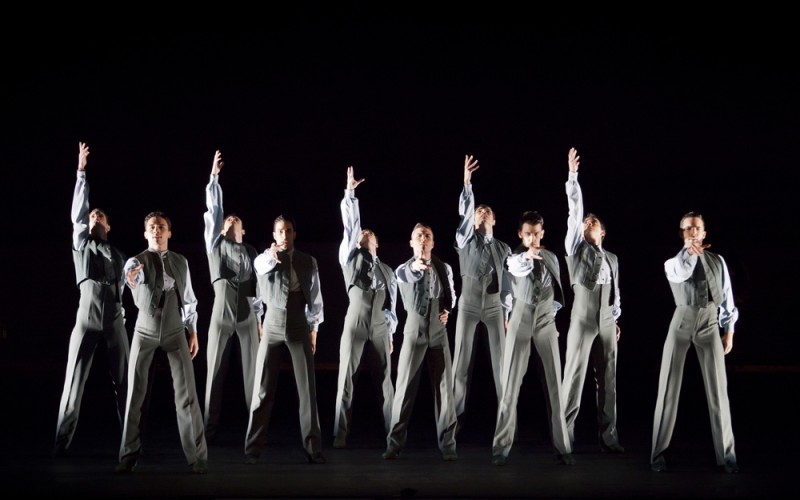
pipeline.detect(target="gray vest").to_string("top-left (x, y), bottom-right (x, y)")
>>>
top-left (455, 234), bottom-right (510, 294)
top-left (131, 250), bottom-right (189, 319)
top-left (669, 251), bottom-right (724, 307)
top-left (207, 237), bottom-right (258, 299)
top-left (398, 255), bottom-right (453, 317)
top-left (565, 241), bottom-right (619, 309)
top-left (343, 247), bottom-right (392, 311)
top-left (257, 249), bottom-right (314, 309)
top-left (72, 238), bottom-right (125, 302)
top-left (509, 248), bottom-right (564, 308)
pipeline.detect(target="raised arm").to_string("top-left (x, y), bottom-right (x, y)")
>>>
top-left (203, 150), bottom-right (225, 254)
top-left (565, 147), bottom-right (584, 256)
top-left (338, 166), bottom-right (365, 267)
top-left (455, 155), bottom-right (479, 249)
top-left (71, 142), bottom-right (91, 251)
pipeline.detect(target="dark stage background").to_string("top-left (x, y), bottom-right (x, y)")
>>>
top-left (0, 8), bottom-right (797, 497)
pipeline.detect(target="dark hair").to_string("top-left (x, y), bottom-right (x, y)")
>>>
top-left (518, 211), bottom-right (544, 230)
top-left (361, 228), bottom-right (378, 243)
top-left (144, 211), bottom-right (172, 230)
top-left (584, 212), bottom-right (605, 232)
top-left (412, 222), bottom-right (433, 236)
top-left (476, 203), bottom-right (494, 216)
top-left (273, 214), bottom-right (297, 232)
top-left (680, 211), bottom-right (704, 226)
top-left (91, 208), bottom-right (110, 224)
top-left (224, 212), bottom-right (241, 221)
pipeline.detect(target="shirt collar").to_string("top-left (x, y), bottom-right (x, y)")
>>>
top-left (147, 247), bottom-right (169, 258)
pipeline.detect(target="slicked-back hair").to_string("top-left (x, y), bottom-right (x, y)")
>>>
top-left (584, 212), bottom-right (606, 232)
top-left (273, 214), bottom-right (297, 232)
top-left (361, 228), bottom-right (378, 244)
top-left (680, 211), bottom-right (705, 227)
top-left (476, 203), bottom-right (494, 216)
top-left (91, 208), bottom-right (109, 224)
top-left (518, 211), bottom-right (544, 230)
top-left (144, 211), bottom-right (172, 230)
top-left (411, 222), bottom-right (433, 238)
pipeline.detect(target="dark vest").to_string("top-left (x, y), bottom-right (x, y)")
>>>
top-left (455, 234), bottom-right (511, 294)
top-left (257, 249), bottom-right (314, 309)
top-left (207, 236), bottom-right (258, 298)
top-left (130, 250), bottom-right (189, 318)
top-left (72, 237), bottom-right (125, 302)
top-left (398, 255), bottom-right (453, 317)
top-left (343, 247), bottom-right (392, 311)
top-left (509, 248), bottom-right (564, 308)
top-left (565, 241), bottom-right (619, 308)
top-left (669, 251), bottom-right (724, 307)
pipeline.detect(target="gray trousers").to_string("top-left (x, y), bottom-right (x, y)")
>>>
top-left (333, 287), bottom-right (393, 442)
top-left (562, 284), bottom-right (620, 447)
top-left (386, 300), bottom-right (457, 454)
top-left (120, 298), bottom-right (207, 465)
top-left (452, 283), bottom-right (505, 420)
top-left (245, 293), bottom-right (322, 457)
top-left (203, 280), bottom-right (259, 439)
top-left (492, 301), bottom-right (571, 457)
top-left (651, 304), bottom-right (735, 465)
top-left (56, 282), bottom-right (129, 450)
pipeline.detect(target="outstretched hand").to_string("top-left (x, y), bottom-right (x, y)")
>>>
top-left (568, 147), bottom-right (580, 173)
top-left (464, 154), bottom-right (479, 184)
top-left (684, 238), bottom-right (711, 256)
top-left (525, 245), bottom-right (545, 260)
top-left (268, 242), bottom-right (283, 263)
top-left (78, 142), bottom-right (90, 171)
top-left (347, 165), bottom-right (365, 190)
top-left (410, 257), bottom-right (432, 272)
top-left (211, 150), bottom-right (224, 175)
top-left (126, 264), bottom-right (144, 287)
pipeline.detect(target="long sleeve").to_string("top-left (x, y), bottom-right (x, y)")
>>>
top-left (123, 257), bottom-right (144, 288)
top-left (396, 260), bottom-right (424, 284)
top-left (384, 273), bottom-right (398, 334)
top-left (306, 257), bottom-right (324, 330)
top-left (565, 171), bottom-right (584, 257)
top-left (254, 251), bottom-right (279, 275)
top-left (718, 256), bottom-right (739, 333)
top-left (72, 170), bottom-right (90, 251)
top-left (455, 184), bottom-right (475, 249)
top-left (499, 246), bottom-right (513, 319)
top-left (444, 262), bottom-right (457, 310)
top-left (665, 248), bottom-right (739, 333)
top-left (664, 248), bottom-right (697, 283)
top-left (251, 296), bottom-right (264, 320)
top-left (506, 253), bottom-right (535, 277)
top-left (180, 261), bottom-right (199, 333)
top-left (203, 173), bottom-right (223, 254)
top-left (339, 189), bottom-right (360, 268)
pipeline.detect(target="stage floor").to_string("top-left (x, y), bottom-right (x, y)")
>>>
top-left (1, 360), bottom-right (795, 498)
